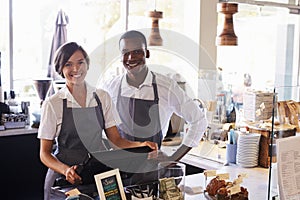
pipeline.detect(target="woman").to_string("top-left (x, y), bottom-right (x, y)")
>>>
top-left (38, 42), bottom-right (157, 200)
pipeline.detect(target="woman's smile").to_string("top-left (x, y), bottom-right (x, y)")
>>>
top-left (70, 73), bottom-right (83, 78)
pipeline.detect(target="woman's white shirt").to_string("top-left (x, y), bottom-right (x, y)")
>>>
top-left (38, 83), bottom-right (119, 140)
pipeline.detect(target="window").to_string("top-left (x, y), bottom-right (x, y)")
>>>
top-left (0, 0), bottom-right (121, 103)
top-left (217, 3), bottom-right (300, 99)
top-left (98, 0), bottom-right (200, 98)
top-left (0, 0), bottom-right (201, 104)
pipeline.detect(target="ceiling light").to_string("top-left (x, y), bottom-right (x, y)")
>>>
top-left (148, 0), bottom-right (163, 46)
top-left (148, 10), bottom-right (163, 46)
top-left (216, 2), bottom-right (238, 46)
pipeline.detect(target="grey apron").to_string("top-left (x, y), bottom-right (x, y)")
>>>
top-left (44, 92), bottom-right (107, 200)
top-left (116, 72), bottom-right (163, 149)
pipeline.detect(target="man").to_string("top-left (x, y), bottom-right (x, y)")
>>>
top-left (102, 30), bottom-right (207, 162)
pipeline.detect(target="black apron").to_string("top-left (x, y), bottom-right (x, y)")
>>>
top-left (44, 92), bottom-right (108, 200)
top-left (116, 72), bottom-right (163, 149)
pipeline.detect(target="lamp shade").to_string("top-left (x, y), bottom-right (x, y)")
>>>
top-left (216, 2), bottom-right (238, 46)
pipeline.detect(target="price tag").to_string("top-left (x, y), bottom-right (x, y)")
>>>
top-left (65, 188), bottom-right (81, 197)
top-left (216, 173), bottom-right (230, 180)
top-left (228, 184), bottom-right (241, 195)
top-left (233, 176), bottom-right (243, 185)
top-left (204, 170), bottom-right (216, 177)
top-left (238, 173), bottom-right (248, 178)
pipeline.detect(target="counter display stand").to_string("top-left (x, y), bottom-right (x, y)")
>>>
top-left (268, 85), bottom-right (300, 200)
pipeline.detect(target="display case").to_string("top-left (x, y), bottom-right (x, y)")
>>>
top-left (268, 85), bottom-right (300, 200)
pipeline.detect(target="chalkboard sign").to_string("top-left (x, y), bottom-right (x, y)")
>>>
top-left (94, 168), bottom-right (126, 200)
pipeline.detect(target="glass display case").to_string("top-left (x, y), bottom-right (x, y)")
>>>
top-left (268, 85), bottom-right (300, 200)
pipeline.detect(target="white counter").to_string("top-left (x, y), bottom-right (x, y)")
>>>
top-left (161, 140), bottom-right (227, 170)
top-left (161, 141), bottom-right (273, 199)
top-left (184, 166), bottom-right (269, 199)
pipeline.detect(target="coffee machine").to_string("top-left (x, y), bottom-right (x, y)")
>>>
top-left (33, 79), bottom-right (52, 106)
top-left (32, 78), bottom-right (52, 128)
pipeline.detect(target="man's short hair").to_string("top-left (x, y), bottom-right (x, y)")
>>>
top-left (119, 30), bottom-right (147, 50)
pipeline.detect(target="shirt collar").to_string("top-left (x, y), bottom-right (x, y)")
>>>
top-left (58, 81), bottom-right (95, 101)
top-left (121, 68), bottom-right (153, 88)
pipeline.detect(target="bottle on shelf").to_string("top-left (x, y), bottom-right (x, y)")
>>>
top-left (8, 90), bottom-right (19, 113)
top-left (3, 91), bottom-right (8, 105)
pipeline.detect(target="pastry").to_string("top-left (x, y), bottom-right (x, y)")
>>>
top-left (206, 177), bottom-right (249, 200)
top-left (216, 187), bottom-right (228, 200)
top-left (206, 177), bottom-right (226, 196)
top-left (231, 187), bottom-right (249, 200)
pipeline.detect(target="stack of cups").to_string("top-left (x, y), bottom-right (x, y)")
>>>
top-left (226, 129), bottom-right (238, 164)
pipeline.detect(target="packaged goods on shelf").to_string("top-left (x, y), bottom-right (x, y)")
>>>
top-left (243, 91), bottom-right (274, 121)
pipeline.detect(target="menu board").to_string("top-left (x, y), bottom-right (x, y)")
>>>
top-left (276, 136), bottom-right (300, 200)
top-left (101, 175), bottom-right (121, 199)
top-left (95, 168), bottom-right (126, 200)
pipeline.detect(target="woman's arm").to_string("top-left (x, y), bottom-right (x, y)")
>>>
top-left (105, 126), bottom-right (158, 151)
top-left (40, 139), bottom-right (82, 185)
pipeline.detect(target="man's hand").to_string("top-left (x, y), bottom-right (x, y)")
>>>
top-left (141, 141), bottom-right (158, 151)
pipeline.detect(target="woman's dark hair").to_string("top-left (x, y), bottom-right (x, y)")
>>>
top-left (54, 42), bottom-right (90, 78)
top-left (119, 30), bottom-right (148, 50)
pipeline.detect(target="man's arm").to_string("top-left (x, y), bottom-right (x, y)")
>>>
top-left (168, 79), bottom-right (208, 147)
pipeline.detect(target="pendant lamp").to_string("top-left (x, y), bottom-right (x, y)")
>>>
top-left (148, 0), bottom-right (163, 46)
top-left (216, 2), bottom-right (238, 46)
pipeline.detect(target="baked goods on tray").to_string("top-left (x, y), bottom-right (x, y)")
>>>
top-left (206, 177), bottom-right (226, 196)
top-left (205, 175), bottom-right (249, 200)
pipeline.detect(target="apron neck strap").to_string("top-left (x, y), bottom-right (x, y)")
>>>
top-left (150, 72), bottom-right (159, 101)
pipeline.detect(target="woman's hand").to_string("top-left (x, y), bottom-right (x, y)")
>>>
top-left (64, 165), bottom-right (82, 185)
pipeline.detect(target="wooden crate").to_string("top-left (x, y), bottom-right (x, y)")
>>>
top-left (248, 127), bottom-right (296, 168)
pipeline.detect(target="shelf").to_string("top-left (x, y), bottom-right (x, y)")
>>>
top-left (227, 0), bottom-right (300, 14)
